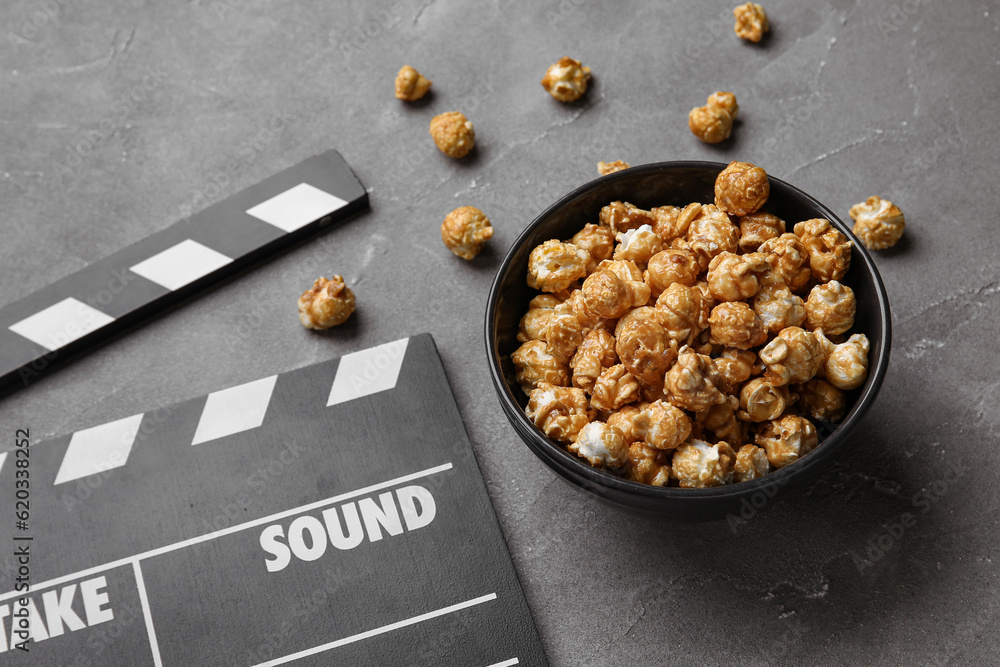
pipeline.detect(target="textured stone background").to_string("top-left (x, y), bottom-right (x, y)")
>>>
top-left (2, 0), bottom-right (998, 664)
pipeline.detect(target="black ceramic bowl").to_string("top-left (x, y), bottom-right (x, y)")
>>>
top-left (485, 161), bottom-right (891, 521)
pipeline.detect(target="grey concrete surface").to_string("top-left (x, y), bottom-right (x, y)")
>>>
top-left (2, 0), bottom-right (998, 664)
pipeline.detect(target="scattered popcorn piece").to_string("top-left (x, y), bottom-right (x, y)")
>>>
top-left (655, 283), bottom-right (710, 347)
top-left (541, 56), bottom-right (591, 102)
top-left (569, 421), bottom-right (628, 468)
top-left (512, 340), bottom-right (569, 394)
top-left (688, 104), bottom-right (733, 144)
top-left (297, 275), bottom-right (356, 329)
top-left (441, 206), bottom-right (493, 260)
top-left (526, 383), bottom-right (593, 443)
top-left (570, 329), bottom-right (618, 393)
top-left (599, 201), bottom-right (658, 233)
top-left (527, 239), bottom-right (590, 293)
top-left (614, 224), bottom-right (663, 267)
top-left (571, 223), bottom-right (616, 273)
top-left (672, 439), bottom-right (736, 488)
top-left (394, 65), bottom-right (432, 101)
top-left (615, 308), bottom-right (678, 387)
top-left (733, 3), bottom-right (770, 43)
top-left (849, 195), bottom-right (905, 250)
top-left (628, 442), bottom-right (672, 486)
top-left (758, 233), bottom-right (812, 292)
top-left (758, 326), bottom-right (825, 385)
top-left (739, 212), bottom-right (785, 252)
top-left (707, 251), bottom-right (771, 302)
top-left (590, 364), bottom-right (642, 412)
top-left (707, 91), bottom-right (739, 119)
top-left (793, 218), bottom-right (852, 283)
top-left (598, 160), bottom-right (631, 175)
top-left (756, 415), bottom-right (817, 469)
top-left (709, 301), bottom-right (768, 350)
top-left (817, 331), bottom-right (870, 390)
top-left (634, 400), bottom-right (693, 451)
top-left (753, 283), bottom-right (807, 333)
top-left (645, 246), bottom-right (701, 296)
top-left (804, 280), bottom-right (856, 335)
top-left (738, 377), bottom-right (795, 422)
top-left (665, 347), bottom-right (728, 412)
top-left (429, 111), bottom-right (475, 158)
top-left (715, 161), bottom-right (770, 217)
top-left (733, 445), bottom-right (770, 482)
top-left (796, 379), bottom-right (847, 422)
top-left (518, 294), bottom-right (563, 343)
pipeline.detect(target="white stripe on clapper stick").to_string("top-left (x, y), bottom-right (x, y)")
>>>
top-left (191, 375), bottom-right (278, 445)
top-left (53, 413), bottom-right (144, 485)
top-left (327, 338), bottom-right (410, 407)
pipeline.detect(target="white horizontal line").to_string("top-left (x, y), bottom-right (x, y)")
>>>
top-left (487, 659), bottom-right (520, 667)
top-left (0, 463), bottom-right (453, 603)
top-left (252, 593), bottom-right (499, 667)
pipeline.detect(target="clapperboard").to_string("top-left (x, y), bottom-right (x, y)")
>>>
top-left (0, 150), bottom-right (368, 393)
top-left (0, 334), bottom-right (547, 666)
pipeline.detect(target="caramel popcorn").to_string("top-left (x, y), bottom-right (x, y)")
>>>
top-left (599, 201), bottom-right (658, 234)
top-left (527, 383), bottom-right (593, 443)
top-left (429, 111), bottom-right (475, 158)
top-left (688, 104), bottom-right (733, 144)
top-left (796, 379), bottom-right (846, 422)
top-left (571, 223), bottom-right (616, 272)
top-left (758, 233), bottom-right (812, 292)
top-left (512, 340), bottom-right (569, 394)
top-left (715, 348), bottom-right (758, 386)
top-left (627, 442), bottom-right (672, 486)
top-left (817, 332), bottom-right (870, 390)
top-left (582, 269), bottom-right (647, 320)
top-left (793, 218), bottom-right (852, 283)
top-left (607, 405), bottom-right (643, 444)
top-left (570, 329), bottom-right (618, 393)
top-left (644, 247), bottom-right (701, 296)
top-left (563, 288), bottom-right (612, 331)
top-left (804, 281), bottom-right (856, 335)
top-left (686, 206), bottom-right (741, 271)
top-left (753, 283), bottom-right (806, 333)
top-left (615, 309), bottom-right (677, 387)
top-left (394, 65), bottom-right (432, 101)
top-left (568, 421), bottom-right (628, 468)
top-left (518, 294), bottom-right (563, 343)
top-left (441, 206), bottom-right (493, 260)
top-left (738, 377), bottom-right (794, 422)
top-left (665, 347), bottom-right (728, 412)
top-left (541, 56), bottom-right (591, 103)
top-left (655, 203), bottom-right (703, 241)
top-left (707, 251), bottom-right (771, 302)
top-left (733, 3), bottom-right (770, 42)
top-left (598, 160), bottom-right (631, 176)
top-left (849, 195), bottom-right (905, 250)
top-left (696, 395), bottom-right (745, 446)
top-left (733, 445), bottom-right (770, 482)
top-left (527, 240), bottom-right (590, 293)
top-left (759, 326), bottom-right (824, 386)
top-left (715, 161), bottom-right (770, 217)
top-left (590, 364), bottom-right (642, 412)
top-left (543, 302), bottom-right (586, 362)
top-left (756, 415), bottom-right (817, 469)
top-left (298, 275), bottom-right (356, 329)
top-left (739, 212), bottom-right (785, 252)
top-left (707, 91), bottom-right (739, 119)
top-left (655, 283), bottom-right (709, 347)
top-left (614, 224), bottom-right (663, 267)
top-left (634, 400), bottom-right (692, 450)
top-left (708, 302), bottom-right (767, 350)
top-left (672, 440), bottom-right (736, 488)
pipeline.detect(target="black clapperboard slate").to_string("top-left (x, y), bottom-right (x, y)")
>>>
top-left (0, 334), bottom-right (547, 666)
top-left (0, 150), bottom-right (368, 393)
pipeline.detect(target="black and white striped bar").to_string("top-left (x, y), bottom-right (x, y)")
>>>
top-left (0, 150), bottom-right (368, 392)
top-left (0, 334), bottom-right (547, 666)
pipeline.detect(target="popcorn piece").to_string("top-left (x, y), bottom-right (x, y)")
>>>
top-left (526, 383), bottom-right (593, 443)
top-left (614, 224), bottom-right (663, 267)
top-left (739, 212), bottom-right (785, 252)
top-left (696, 395), bottom-right (745, 446)
top-left (633, 400), bottom-right (692, 450)
top-left (686, 206), bottom-right (741, 271)
top-left (571, 223), bottom-right (616, 273)
top-left (607, 404), bottom-right (644, 444)
top-left (298, 275), bottom-right (356, 329)
top-left (756, 415), bottom-right (818, 469)
top-left (645, 246), bottom-right (701, 296)
top-left (715, 161), bottom-right (770, 217)
top-left (753, 283), bottom-right (807, 333)
top-left (394, 65), bottom-right (432, 101)
top-left (708, 302), bottom-right (767, 350)
top-left (688, 104), bottom-right (733, 144)
top-left (655, 283), bottom-right (710, 347)
top-left (518, 294), bottom-right (563, 343)
top-left (627, 442), bottom-right (672, 486)
top-left (570, 328), bottom-right (618, 393)
top-left (582, 269), bottom-right (649, 320)
top-left (541, 56), bottom-right (592, 103)
top-left (759, 326), bottom-right (824, 386)
top-left (804, 281), bottom-right (856, 335)
top-left (672, 440), bottom-right (736, 488)
top-left (733, 3), bottom-right (770, 42)
top-left (599, 258), bottom-right (645, 283)
top-left (738, 377), bottom-right (794, 422)
top-left (733, 445), bottom-right (770, 482)
top-left (796, 378), bottom-right (847, 422)
top-left (665, 347), bottom-right (728, 412)
top-left (654, 203), bottom-right (703, 242)
top-left (817, 331), bottom-right (870, 390)
top-left (849, 195), bottom-right (905, 250)
top-left (512, 340), bottom-right (569, 394)
top-left (527, 240), bottom-right (590, 293)
top-left (441, 206), bottom-right (493, 260)
top-left (598, 160), bottom-right (631, 175)
top-left (590, 364), bottom-right (642, 412)
top-left (758, 233), bottom-right (812, 292)
top-left (615, 308), bottom-right (678, 386)
top-left (715, 348), bottom-right (758, 386)
top-left (793, 218), bottom-right (852, 283)
top-left (568, 421), bottom-right (628, 468)
top-left (707, 91), bottom-right (739, 119)
top-left (543, 301), bottom-right (586, 362)
top-left (429, 112), bottom-right (475, 158)
top-left (599, 201), bottom-right (658, 234)
top-left (563, 288), bottom-right (612, 331)
top-left (707, 251), bottom-right (771, 302)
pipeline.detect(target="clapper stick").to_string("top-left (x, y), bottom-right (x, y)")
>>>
top-left (0, 150), bottom-right (368, 394)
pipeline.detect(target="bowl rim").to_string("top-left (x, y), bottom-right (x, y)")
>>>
top-left (484, 159), bottom-right (892, 501)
